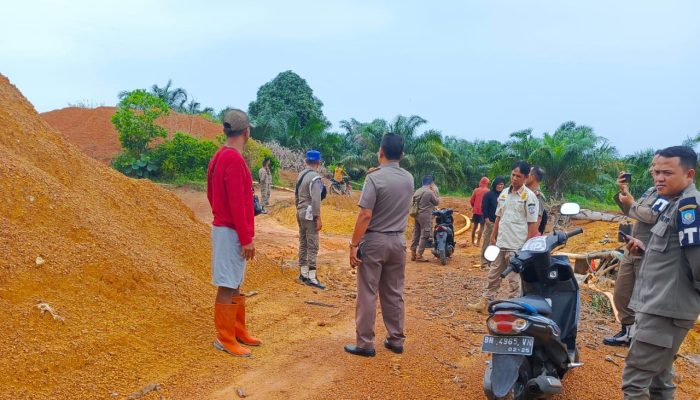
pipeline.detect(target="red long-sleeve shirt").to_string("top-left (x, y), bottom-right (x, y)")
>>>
top-left (207, 147), bottom-right (254, 246)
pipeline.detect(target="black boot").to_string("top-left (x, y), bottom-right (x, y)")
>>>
top-left (603, 324), bottom-right (632, 346)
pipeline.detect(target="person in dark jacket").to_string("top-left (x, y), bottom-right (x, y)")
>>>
top-left (479, 176), bottom-right (505, 269)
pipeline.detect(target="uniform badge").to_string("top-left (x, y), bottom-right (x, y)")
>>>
top-left (681, 209), bottom-right (696, 225)
top-left (521, 192), bottom-right (527, 201)
top-left (527, 203), bottom-right (536, 215)
top-left (677, 197), bottom-right (700, 247)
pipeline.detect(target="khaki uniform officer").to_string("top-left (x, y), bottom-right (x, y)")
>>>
top-left (345, 133), bottom-right (414, 357)
top-left (468, 161), bottom-right (539, 313)
top-left (622, 146), bottom-right (700, 399)
top-left (605, 181), bottom-right (666, 346)
top-left (258, 158), bottom-right (272, 206)
top-left (410, 175), bottom-right (440, 262)
top-left (296, 150), bottom-right (325, 289)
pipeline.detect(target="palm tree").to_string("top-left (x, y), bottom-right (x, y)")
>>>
top-left (118, 79), bottom-right (188, 111)
top-left (339, 118), bottom-right (388, 170)
top-left (529, 122), bottom-right (618, 199)
top-left (151, 79), bottom-right (188, 111)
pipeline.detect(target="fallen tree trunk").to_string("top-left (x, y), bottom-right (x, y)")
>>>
top-left (572, 209), bottom-right (625, 222)
top-left (271, 185), bottom-right (294, 193)
top-left (556, 251), bottom-right (624, 260)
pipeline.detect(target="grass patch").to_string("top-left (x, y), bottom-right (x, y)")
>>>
top-left (590, 292), bottom-right (613, 316)
top-left (155, 177), bottom-right (207, 191)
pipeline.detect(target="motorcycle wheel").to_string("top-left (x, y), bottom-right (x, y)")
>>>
top-left (439, 248), bottom-right (447, 265)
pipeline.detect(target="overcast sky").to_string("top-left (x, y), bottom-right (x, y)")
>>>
top-left (2, 0), bottom-right (698, 155)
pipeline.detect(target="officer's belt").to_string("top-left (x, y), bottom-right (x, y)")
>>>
top-left (366, 230), bottom-right (403, 235)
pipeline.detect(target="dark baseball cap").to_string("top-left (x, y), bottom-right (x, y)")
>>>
top-left (223, 108), bottom-right (256, 131)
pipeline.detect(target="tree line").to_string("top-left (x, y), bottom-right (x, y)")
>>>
top-left (111, 71), bottom-right (698, 205)
top-left (248, 71), bottom-right (699, 202)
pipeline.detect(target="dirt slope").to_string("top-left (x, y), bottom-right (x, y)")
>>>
top-left (0, 75), bottom-right (278, 399)
top-left (40, 106), bottom-right (223, 163)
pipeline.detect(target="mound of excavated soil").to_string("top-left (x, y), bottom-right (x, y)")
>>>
top-left (40, 106), bottom-right (223, 164)
top-left (0, 75), bottom-right (278, 399)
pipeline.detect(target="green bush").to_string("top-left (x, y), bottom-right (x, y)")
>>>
top-left (112, 90), bottom-right (170, 157)
top-left (112, 152), bottom-right (159, 178)
top-left (151, 132), bottom-right (218, 181)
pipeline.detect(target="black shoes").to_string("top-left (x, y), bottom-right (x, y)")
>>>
top-left (343, 341), bottom-right (403, 357)
top-left (384, 339), bottom-right (404, 354)
top-left (344, 344), bottom-right (376, 357)
top-left (603, 324), bottom-right (632, 347)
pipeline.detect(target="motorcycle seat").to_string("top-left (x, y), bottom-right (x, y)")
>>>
top-left (489, 295), bottom-right (552, 316)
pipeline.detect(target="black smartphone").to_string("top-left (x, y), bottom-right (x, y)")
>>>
top-left (622, 173), bottom-right (632, 183)
top-left (619, 231), bottom-right (645, 252)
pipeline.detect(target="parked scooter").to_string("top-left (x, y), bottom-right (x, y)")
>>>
top-left (431, 208), bottom-right (456, 265)
top-left (481, 203), bottom-right (584, 400)
top-left (330, 176), bottom-right (352, 195)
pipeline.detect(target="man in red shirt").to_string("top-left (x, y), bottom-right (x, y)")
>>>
top-left (207, 109), bottom-right (260, 357)
top-left (469, 177), bottom-right (490, 246)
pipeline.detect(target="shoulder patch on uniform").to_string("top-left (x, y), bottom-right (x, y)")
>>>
top-left (527, 203), bottom-right (537, 215)
top-left (678, 197), bottom-right (700, 247)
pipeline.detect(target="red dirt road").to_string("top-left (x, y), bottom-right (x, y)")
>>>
top-left (170, 187), bottom-right (700, 400)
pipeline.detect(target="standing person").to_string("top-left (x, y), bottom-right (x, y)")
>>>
top-left (526, 166), bottom-right (547, 234)
top-left (258, 157), bottom-right (272, 207)
top-left (622, 146), bottom-right (700, 399)
top-left (604, 156), bottom-right (666, 347)
top-left (296, 150), bottom-right (326, 289)
top-left (410, 175), bottom-right (440, 262)
top-left (334, 162), bottom-right (345, 183)
top-left (344, 133), bottom-right (414, 357)
top-left (470, 177), bottom-right (491, 245)
top-left (479, 176), bottom-right (506, 269)
top-left (467, 161), bottom-right (539, 313)
top-left (207, 109), bottom-right (261, 358)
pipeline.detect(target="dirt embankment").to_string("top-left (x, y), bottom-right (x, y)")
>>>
top-left (40, 106), bottom-right (224, 164)
top-left (0, 75), bottom-right (281, 399)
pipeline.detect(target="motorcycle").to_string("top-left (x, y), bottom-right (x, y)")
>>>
top-left (481, 203), bottom-right (584, 400)
top-left (430, 208), bottom-right (456, 265)
top-left (330, 176), bottom-right (352, 195)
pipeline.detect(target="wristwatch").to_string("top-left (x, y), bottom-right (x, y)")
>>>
top-left (349, 241), bottom-right (359, 248)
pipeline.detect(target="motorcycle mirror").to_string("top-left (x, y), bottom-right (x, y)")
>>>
top-left (559, 203), bottom-right (581, 216)
top-left (484, 245), bottom-right (501, 262)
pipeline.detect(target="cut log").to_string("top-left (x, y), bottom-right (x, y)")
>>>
top-left (271, 185), bottom-right (295, 193)
top-left (572, 209), bottom-right (625, 222)
top-left (556, 251), bottom-right (624, 260)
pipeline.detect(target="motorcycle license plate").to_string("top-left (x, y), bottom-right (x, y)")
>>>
top-left (481, 335), bottom-right (534, 356)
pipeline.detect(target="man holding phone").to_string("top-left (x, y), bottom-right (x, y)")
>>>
top-left (606, 155), bottom-right (668, 347)
top-left (622, 146), bottom-right (700, 399)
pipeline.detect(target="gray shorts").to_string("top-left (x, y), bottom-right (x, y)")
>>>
top-left (211, 226), bottom-right (246, 289)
